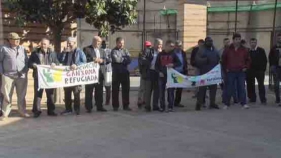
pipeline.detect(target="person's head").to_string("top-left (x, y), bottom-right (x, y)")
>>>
top-left (92, 36), bottom-right (102, 48)
top-left (67, 37), bottom-right (77, 49)
top-left (198, 39), bottom-right (204, 47)
top-left (40, 38), bottom-right (50, 51)
top-left (204, 37), bottom-right (213, 48)
top-left (101, 40), bottom-right (107, 49)
top-left (223, 38), bottom-right (230, 47)
top-left (7, 32), bottom-right (21, 47)
top-left (241, 39), bottom-right (247, 47)
top-left (116, 37), bottom-right (124, 49)
top-left (154, 38), bottom-right (163, 52)
top-left (250, 38), bottom-right (257, 49)
top-left (277, 33), bottom-right (281, 44)
top-left (232, 33), bottom-right (242, 47)
top-left (164, 40), bottom-right (175, 52)
top-left (175, 40), bottom-right (182, 50)
top-left (145, 41), bottom-right (152, 48)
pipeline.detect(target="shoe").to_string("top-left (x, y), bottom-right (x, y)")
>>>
top-left (242, 104), bottom-right (249, 109)
top-left (97, 108), bottom-right (107, 112)
top-left (223, 105), bottom-right (229, 110)
top-left (75, 110), bottom-right (80, 115)
top-left (195, 104), bottom-right (201, 111)
top-left (47, 112), bottom-right (58, 117)
top-left (144, 107), bottom-right (151, 112)
top-left (209, 104), bottom-right (220, 109)
top-left (152, 107), bottom-right (160, 111)
top-left (60, 110), bottom-right (72, 116)
top-left (33, 111), bottom-right (42, 118)
top-left (19, 112), bottom-right (30, 118)
top-left (123, 107), bottom-right (132, 111)
top-left (168, 108), bottom-right (174, 112)
top-left (159, 108), bottom-right (165, 112)
top-left (174, 104), bottom-right (184, 108)
top-left (261, 101), bottom-right (267, 105)
top-left (0, 116), bottom-right (7, 121)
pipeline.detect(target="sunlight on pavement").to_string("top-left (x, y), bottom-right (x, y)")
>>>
top-left (0, 117), bottom-right (23, 126)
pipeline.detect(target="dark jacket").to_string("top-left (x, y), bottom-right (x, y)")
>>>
top-left (138, 47), bottom-right (155, 79)
top-left (28, 48), bottom-right (59, 78)
top-left (190, 46), bottom-right (199, 67)
top-left (155, 50), bottom-right (182, 76)
top-left (174, 49), bottom-right (188, 75)
top-left (83, 45), bottom-right (111, 78)
top-left (269, 44), bottom-right (281, 67)
top-left (249, 47), bottom-right (267, 72)
top-left (222, 44), bottom-right (251, 72)
top-left (195, 46), bottom-right (220, 75)
top-left (111, 47), bottom-right (131, 73)
top-left (62, 48), bottom-right (87, 66)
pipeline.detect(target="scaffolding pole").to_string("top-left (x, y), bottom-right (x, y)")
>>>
top-left (234, 0), bottom-right (238, 32)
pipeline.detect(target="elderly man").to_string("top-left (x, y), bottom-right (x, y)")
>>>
top-left (111, 37), bottom-right (131, 111)
top-left (0, 32), bottom-right (29, 120)
top-left (61, 37), bottom-right (86, 115)
top-left (28, 38), bottom-right (59, 118)
top-left (173, 40), bottom-right (188, 107)
top-left (83, 36), bottom-right (109, 113)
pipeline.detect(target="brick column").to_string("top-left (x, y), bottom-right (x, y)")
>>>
top-left (177, 0), bottom-right (207, 51)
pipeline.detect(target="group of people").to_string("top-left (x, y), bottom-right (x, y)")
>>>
top-left (0, 31), bottom-right (281, 120)
top-left (0, 32), bottom-right (132, 120)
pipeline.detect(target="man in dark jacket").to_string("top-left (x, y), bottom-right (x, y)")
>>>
top-left (83, 36), bottom-right (109, 113)
top-left (142, 38), bottom-right (162, 112)
top-left (111, 37), bottom-right (131, 111)
top-left (195, 37), bottom-right (220, 111)
top-left (28, 38), bottom-right (59, 118)
top-left (268, 33), bottom-right (281, 106)
top-left (137, 41), bottom-right (152, 108)
top-left (61, 37), bottom-right (87, 115)
top-left (155, 40), bottom-right (181, 112)
top-left (190, 39), bottom-right (204, 98)
top-left (173, 40), bottom-right (188, 107)
top-left (246, 38), bottom-right (267, 104)
top-left (222, 33), bottom-right (251, 109)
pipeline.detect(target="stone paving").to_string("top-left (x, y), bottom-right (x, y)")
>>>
top-left (0, 86), bottom-right (281, 158)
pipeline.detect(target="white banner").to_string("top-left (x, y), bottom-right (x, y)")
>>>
top-left (167, 64), bottom-right (222, 88)
top-left (37, 62), bottom-right (99, 89)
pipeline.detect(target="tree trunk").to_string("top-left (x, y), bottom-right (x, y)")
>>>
top-left (51, 26), bottom-right (63, 53)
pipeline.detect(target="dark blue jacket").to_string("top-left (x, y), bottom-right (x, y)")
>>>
top-left (195, 46), bottom-right (220, 75)
top-left (62, 48), bottom-right (86, 66)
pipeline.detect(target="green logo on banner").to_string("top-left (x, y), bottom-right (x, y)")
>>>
top-left (43, 69), bottom-right (63, 83)
top-left (171, 73), bottom-right (184, 83)
top-left (43, 69), bottom-right (54, 83)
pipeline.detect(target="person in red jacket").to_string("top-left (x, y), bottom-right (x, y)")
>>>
top-left (222, 33), bottom-right (251, 109)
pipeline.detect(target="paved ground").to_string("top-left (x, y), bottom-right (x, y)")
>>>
top-left (1, 87), bottom-right (281, 158)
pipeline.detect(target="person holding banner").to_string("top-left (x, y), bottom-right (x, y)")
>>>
top-left (173, 40), bottom-right (188, 108)
top-left (222, 33), bottom-right (251, 110)
top-left (28, 38), bottom-right (60, 118)
top-left (143, 38), bottom-right (162, 112)
top-left (155, 40), bottom-right (181, 112)
top-left (0, 32), bottom-right (29, 120)
top-left (61, 37), bottom-right (86, 115)
top-left (83, 36), bottom-right (108, 113)
top-left (101, 40), bottom-right (112, 105)
top-left (111, 37), bottom-right (132, 111)
top-left (195, 37), bottom-right (220, 111)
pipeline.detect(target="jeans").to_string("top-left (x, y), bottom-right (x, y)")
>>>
top-left (159, 77), bottom-right (174, 110)
top-left (225, 71), bottom-right (247, 106)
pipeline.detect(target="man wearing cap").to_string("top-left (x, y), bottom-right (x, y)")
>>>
top-left (83, 36), bottom-right (109, 113)
top-left (143, 38), bottom-right (162, 112)
top-left (137, 40), bottom-right (152, 108)
top-left (61, 37), bottom-right (86, 115)
top-left (173, 40), bottom-right (188, 107)
top-left (28, 38), bottom-right (59, 118)
top-left (0, 32), bottom-right (29, 120)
